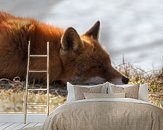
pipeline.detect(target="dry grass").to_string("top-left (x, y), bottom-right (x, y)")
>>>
top-left (0, 63), bottom-right (162, 113)
top-left (116, 63), bottom-right (163, 108)
top-left (0, 89), bottom-right (66, 112)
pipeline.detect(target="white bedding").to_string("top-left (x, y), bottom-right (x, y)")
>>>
top-left (42, 98), bottom-right (163, 130)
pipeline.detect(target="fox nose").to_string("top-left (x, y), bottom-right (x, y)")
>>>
top-left (122, 76), bottom-right (129, 84)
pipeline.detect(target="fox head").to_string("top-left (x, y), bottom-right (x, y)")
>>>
top-left (59, 21), bottom-right (129, 85)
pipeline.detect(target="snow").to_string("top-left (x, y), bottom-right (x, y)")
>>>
top-left (0, 0), bottom-right (163, 70)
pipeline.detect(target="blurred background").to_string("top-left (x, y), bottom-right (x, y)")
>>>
top-left (0, 0), bottom-right (163, 71)
top-left (0, 0), bottom-right (163, 112)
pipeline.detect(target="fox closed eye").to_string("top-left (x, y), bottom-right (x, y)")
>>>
top-left (96, 65), bottom-right (103, 69)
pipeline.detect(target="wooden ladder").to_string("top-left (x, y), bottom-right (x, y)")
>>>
top-left (24, 41), bottom-right (50, 124)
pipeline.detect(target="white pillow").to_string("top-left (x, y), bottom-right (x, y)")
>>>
top-left (108, 83), bottom-right (149, 102)
top-left (109, 83), bottom-right (140, 99)
top-left (66, 82), bottom-right (109, 103)
top-left (138, 83), bottom-right (149, 102)
top-left (67, 82), bottom-right (75, 103)
top-left (84, 92), bottom-right (126, 99)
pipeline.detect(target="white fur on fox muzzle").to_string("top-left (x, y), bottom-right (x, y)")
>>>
top-left (69, 76), bottom-right (106, 85)
top-left (111, 78), bottom-right (124, 85)
top-left (84, 77), bottom-right (106, 85)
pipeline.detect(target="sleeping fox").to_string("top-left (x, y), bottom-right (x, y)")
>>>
top-left (0, 12), bottom-right (129, 85)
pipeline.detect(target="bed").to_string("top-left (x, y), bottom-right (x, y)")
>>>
top-left (42, 82), bottom-right (163, 130)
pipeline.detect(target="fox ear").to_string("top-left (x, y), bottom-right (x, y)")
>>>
top-left (61, 27), bottom-right (82, 54)
top-left (85, 21), bottom-right (100, 40)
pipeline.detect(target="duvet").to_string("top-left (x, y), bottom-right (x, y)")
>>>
top-left (42, 98), bottom-right (163, 130)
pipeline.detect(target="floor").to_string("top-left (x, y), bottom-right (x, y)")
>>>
top-left (0, 122), bottom-right (43, 130)
top-left (0, 113), bottom-right (46, 130)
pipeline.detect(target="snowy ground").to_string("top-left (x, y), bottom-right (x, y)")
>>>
top-left (0, 0), bottom-right (163, 71)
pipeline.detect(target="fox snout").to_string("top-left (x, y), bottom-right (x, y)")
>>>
top-left (122, 76), bottom-right (129, 84)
